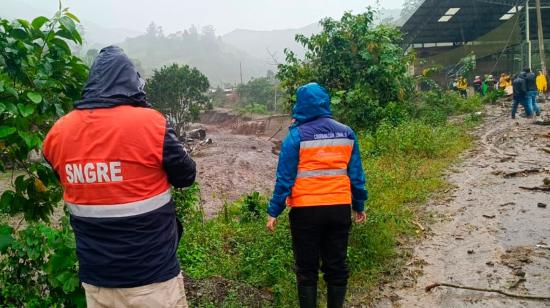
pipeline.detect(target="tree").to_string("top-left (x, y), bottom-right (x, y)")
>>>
top-left (0, 8), bottom-right (89, 306)
top-left (277, 9), bottom-right (414, 131)
top-left (237, 77), bottom-right (279, 111)
top-left (145, 64), bottom-right (210, 135)
top-left (0, 8), bottom-right (88, 222)
top-left (146, 21), bottom-right (163, 37)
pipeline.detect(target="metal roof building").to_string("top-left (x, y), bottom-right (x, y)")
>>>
top-left (402, 0), bottom-right (550, 77)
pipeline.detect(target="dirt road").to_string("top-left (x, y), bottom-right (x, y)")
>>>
top-left (375, 101), bottom-right (550, 308)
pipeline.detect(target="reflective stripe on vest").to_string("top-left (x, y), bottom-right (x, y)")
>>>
top-left (66, 189), bottom-right (171, 218)
top-left (300, 138), bottom-right (354, 148)
top-left (297, 168), bottom-right (347, 178)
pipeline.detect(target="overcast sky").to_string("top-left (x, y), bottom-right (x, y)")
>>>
top-left (10, 0), bottom-right (405, 35)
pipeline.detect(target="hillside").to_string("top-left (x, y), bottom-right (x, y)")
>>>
top-left (118, 27), bottom-right (272, 86)
top-left (222, 23), bottom-right (321, 61)
top-left (222, 9), bottom-right (403, 62)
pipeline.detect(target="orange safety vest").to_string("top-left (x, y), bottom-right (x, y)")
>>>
top-left (286, 122), bottom-right (354, 207)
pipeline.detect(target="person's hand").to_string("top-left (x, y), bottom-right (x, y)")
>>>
top-left (353, 211), bottom-right (366, 224)
top-left (266, 216), bottom-right (277, 232)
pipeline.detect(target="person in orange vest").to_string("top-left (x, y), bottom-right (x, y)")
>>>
top-left (43, 46), bottom-right (196, 307)
top-left (266, 83), bottom-right (367, 308)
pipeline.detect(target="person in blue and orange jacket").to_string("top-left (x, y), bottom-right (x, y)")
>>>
top-left (266, 83), bottom-right (368, 308)
top-left (43, 46), bottom-right (196, 308)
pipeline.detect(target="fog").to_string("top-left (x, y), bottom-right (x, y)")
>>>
top-left (5, 0), bottom-right (405, 34)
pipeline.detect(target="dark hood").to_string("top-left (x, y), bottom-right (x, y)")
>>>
top-left (75, 46), bottom-right (149, 109)
top-left (292, 83), bottom-right (332, 125)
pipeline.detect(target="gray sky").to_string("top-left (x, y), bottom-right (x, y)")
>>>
top-left (13, 0), bottom-right (405, 35)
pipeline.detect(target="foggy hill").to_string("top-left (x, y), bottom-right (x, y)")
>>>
top-left (223, 23), bottom-right (321, 62)
top-left (222, 9), bottom-right (403, 62)
top-left (118, 26), bottom-right (272, 87)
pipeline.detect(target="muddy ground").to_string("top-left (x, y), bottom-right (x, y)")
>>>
top-left (191, 110), bottom-right (289, 217)
top-left (192, 126), bottom-right (279, 217)
top-left (374, 100), bottom-right (550, 308)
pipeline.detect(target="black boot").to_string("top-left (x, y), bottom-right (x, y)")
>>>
top-left (327, 285), bottom-right (347, 308)
top-left (297, 285), bottom-right (317, 308)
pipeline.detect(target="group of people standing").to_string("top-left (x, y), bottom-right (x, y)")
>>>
top-left (453, 68), bottom-right (546, 120)
top-left (511, 68), bottom-right (546, 119)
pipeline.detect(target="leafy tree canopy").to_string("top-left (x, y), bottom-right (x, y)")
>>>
top-left (237, 76), bottom-right (279, 111)
top-left (277, 9), bottom-right (415, 131)
top-left (145, 63), bottom-right (210, 134)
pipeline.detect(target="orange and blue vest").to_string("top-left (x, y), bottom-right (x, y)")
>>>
top-left (43, 46), bottom-right (196, 288)
top-left (268, 83), bottom-right (367, 217)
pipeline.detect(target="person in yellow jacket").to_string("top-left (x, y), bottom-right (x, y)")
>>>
top-left (536, 71), bottom-right (547, 93)
top-left (457, 76), bottom-right (468, 98)
top-left (499, 73), bottom-right (512, 90)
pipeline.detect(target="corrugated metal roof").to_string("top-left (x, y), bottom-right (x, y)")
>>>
top-left (402, 0), bottom-right (550, 45)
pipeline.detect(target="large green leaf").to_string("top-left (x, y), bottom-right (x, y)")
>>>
top-left (0, 224), bottom-right (14, 253)
top-left (18, 131), bottom-right (35, 149)
top-left (0, 191), bottom-right (15, 213)
top-left (63, 12), bottom-right (80, 23)
top-left (59, 16), bottom-right (76, 33)
top-left (50, 38), bottom-right (71, 54)
top-left (31, 16), bottom-right (49, 30)
top-left (17, 103), bottom-right (35, 117)
top-left (0, 126), bottom-right (16, 138)
top-left (0, 103), bottom-right (5, 114)
top-left (27, 92), bottom-right (43, 104)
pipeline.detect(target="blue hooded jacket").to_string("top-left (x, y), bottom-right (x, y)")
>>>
top-left (267, 83), bottom-right (368, 217)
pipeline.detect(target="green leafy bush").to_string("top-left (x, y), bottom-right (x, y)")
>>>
top-left (0, 218), bottom-right (85, 307)
top-left (0, 9), bottom-right (88, 222)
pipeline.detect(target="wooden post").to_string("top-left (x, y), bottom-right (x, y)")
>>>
top-left (535, 0), bottom-right (547, 73)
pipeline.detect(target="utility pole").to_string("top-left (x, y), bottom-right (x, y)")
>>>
top-left (526, 0), bottom-right (532, 69)
top-left (239, 62), bottom-right (243, 85)
top-left (535, 0), bottom-right (547, 73)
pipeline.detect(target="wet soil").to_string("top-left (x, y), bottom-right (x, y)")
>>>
top-left (374, 100), bottom-right (550, 308)
top-left (184, 274), bottom-right (272, 307)
top-left (191, 124), bottom-right (281, 217)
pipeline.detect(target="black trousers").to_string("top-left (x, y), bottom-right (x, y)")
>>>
top-left (289, 205), bottom-right (351, 287)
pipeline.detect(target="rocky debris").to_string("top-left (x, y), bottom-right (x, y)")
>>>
top-left (188, 128), bottom-right (207, 140)
top-left (502, 168), bottom-right (545, 178)
top-left (537, 202), bottom-right (547, 208)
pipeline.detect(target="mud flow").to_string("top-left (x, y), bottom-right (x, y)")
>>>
top-left (190, 109), bottom-right (290, 217)
top-left (375, 99), bottom-right (550, 308)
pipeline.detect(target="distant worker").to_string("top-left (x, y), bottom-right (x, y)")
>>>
top-left (482, 74), bottom-right (495, 96)
top-left (511, 73), bottom-right (531, 119)
top-left (473, 75), bottom-right (483, 95)
top-left (536, 70), bottom-right (547, 99)
top-left (457, 76), bottom-right (468, 98)
top-left (43, 46), bottom-right (196, 307)
top-left (499, 73), bottom-right (512, 90)
top-left (266, 83), bottom-right (368, 308)
top-left (522, 68), bottom-right (542, 117)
